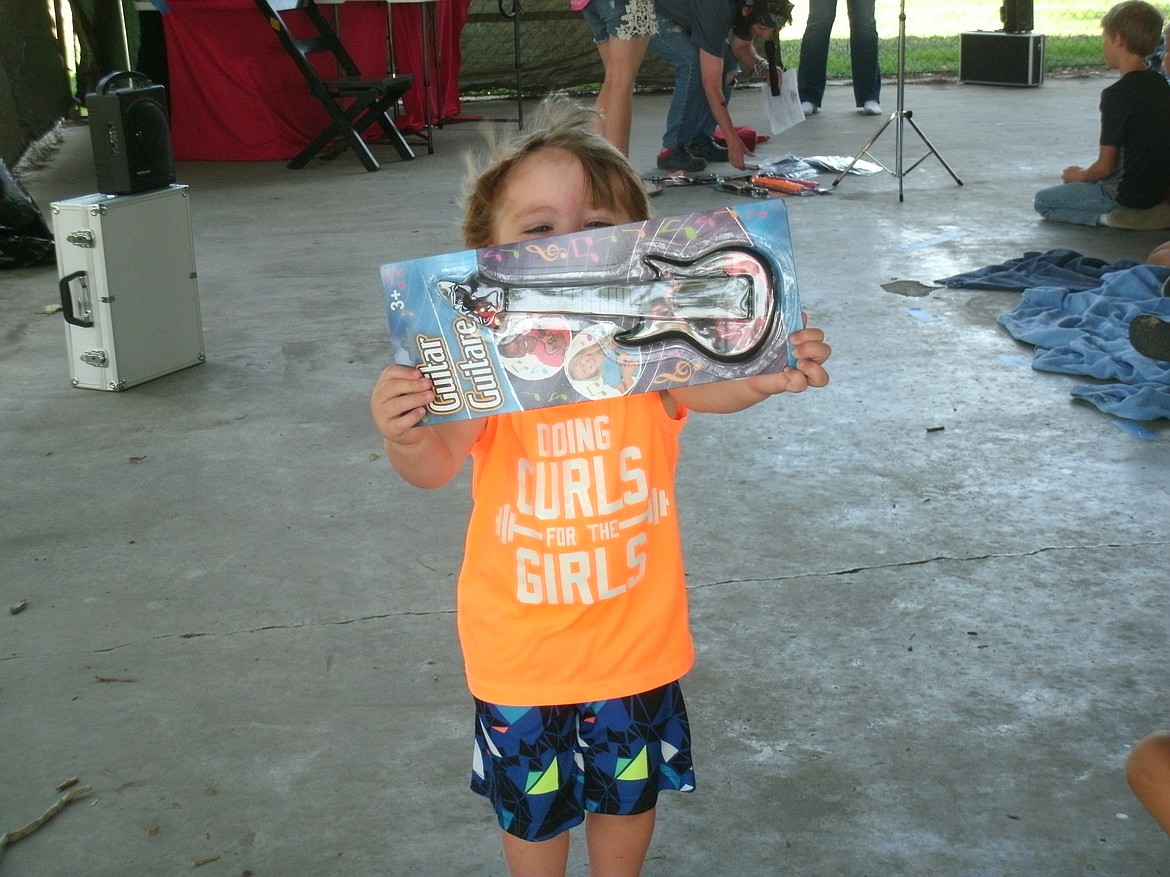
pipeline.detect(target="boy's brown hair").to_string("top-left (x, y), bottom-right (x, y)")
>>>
top-left (1101, 0), bottom-right (1164, 57)
top-left (461, 94), bottom-right (651, 250)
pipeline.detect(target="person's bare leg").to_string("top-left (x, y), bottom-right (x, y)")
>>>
top-left (1127, 731), bottom-right (1170, 837)
top-left (584, 809), bottom-right (656, 877)
top-left (500, 829), bottom-right (571, 877)
top-left (593, 36), bottom-right (649, 156)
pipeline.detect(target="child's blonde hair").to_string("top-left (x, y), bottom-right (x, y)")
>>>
top-left (1102, 0), bottom-right (1164, 57)
top-left (461, 94), bottom-right (651, 249)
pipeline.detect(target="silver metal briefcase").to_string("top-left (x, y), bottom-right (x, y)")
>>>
top-left (52, 184), bottom-right (204, 391)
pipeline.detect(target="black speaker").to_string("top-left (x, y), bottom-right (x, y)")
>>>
top-left (1000, 0), bottom-right (1034, 33)
top-left (87, 71), bottom-right (176, 196)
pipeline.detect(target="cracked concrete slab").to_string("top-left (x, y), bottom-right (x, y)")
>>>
top-left (2, 80), bottom-right (1169, 875)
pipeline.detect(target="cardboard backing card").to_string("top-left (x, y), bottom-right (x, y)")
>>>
top-left (380, 200), bottom-right (802, 424)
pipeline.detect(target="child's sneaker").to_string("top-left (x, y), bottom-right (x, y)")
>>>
top-left (1104, 202), bottom-right (1170, 230)
top-left (656, 147), bottom-right (706, 173)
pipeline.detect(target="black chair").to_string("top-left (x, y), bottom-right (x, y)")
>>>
top-left (254, 0), bottom-right (415, 171)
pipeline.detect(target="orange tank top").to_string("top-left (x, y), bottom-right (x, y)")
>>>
top-left (458, 392), bottom-right (693, 705)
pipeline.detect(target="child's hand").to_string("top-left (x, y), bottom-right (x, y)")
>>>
top-left (371, 365), bottom-right (434, 446)
top-left (665, 326), bottom-right (830, 413)
top-left (743, 326), bottom-right (831, 396)
top-left (371, 365), bottom-right (484, 488)
top-left (788, 326), bottom-right (831, 388)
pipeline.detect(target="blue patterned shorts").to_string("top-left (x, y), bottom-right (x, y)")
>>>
top-left (470, 681), bottom-right (695, 842)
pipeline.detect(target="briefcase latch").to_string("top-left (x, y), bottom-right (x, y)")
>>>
top-left (66, 229), bottom-right (96, 248)
top-left (80, 350), bottom-right (109, 368)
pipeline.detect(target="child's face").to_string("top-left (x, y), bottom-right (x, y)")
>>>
top-left (499, 333), bottom-right (536, 357)
top-left (568, 345), bottom-right (604, 380)
top-left (492, 148), bottom-right (632, 246)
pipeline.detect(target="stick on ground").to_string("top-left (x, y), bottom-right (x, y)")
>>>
top-left (0, 785), bottom-right (93, 859)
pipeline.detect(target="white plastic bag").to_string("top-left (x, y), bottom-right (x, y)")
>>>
top-left (761, 69), bottom-right (804, 135)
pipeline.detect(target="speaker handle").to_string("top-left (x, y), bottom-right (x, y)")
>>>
top-left (59, 271), bottom-right (95, 327)
top-left (94, 70), bottom-right (154, 95)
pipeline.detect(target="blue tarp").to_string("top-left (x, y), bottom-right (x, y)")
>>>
top-left (997, 264), bottom-right (1170, 421)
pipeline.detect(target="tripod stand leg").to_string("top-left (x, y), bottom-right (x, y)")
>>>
top-left (832, 111), bottom-right (896, 187)
top-left (831, 0), bottom-right (960, 198)
top-left (902, 113), bottom-right (963, 186)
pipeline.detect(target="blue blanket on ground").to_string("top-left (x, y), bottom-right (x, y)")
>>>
top-left (997, 264), bottom-right (1170, 421)
top-left (937, 248), bottom-right (1141, 291)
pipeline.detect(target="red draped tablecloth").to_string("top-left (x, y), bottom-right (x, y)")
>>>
top-left (162, 0), bottom-right (389, 161)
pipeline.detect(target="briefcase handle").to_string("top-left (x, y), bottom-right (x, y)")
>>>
top-left (93, 70), bottom-right (155, 95)
top-left (59, 270), bottom-right (94, 327)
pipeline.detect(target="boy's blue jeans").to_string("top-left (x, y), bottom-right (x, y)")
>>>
top-left (1034, 181), bottom-right (1119, 227)
top-left (648, 10), bottom-right (735, 150)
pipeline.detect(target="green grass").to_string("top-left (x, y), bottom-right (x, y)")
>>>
top-left (771, 0), bottom-right (1111, 77)
top-left (772, 33), bottom-right (1107, 79)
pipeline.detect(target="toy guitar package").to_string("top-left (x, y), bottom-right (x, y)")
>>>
top-left (380, 199), bottom-right (802, 424)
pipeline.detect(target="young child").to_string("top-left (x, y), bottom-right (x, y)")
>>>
top-left (566, 335), bottom-right (640, 396)
top-left (1034, 0), bottom-right (1170, 227)
top-left (370, 96), bottom-right (831, 877)
top-left (497, 325), bottom-right (571, 367)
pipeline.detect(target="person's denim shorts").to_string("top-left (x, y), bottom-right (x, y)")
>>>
top-left (580, 0), bottom-right (657, 43)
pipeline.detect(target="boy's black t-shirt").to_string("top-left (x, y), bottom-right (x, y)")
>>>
top-left (1099, 68), bottom-right (1170, 208)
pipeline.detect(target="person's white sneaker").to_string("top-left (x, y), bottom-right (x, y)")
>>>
top-left (801, 101), bottom-right (818, 116)
top-left (861, 100), bottom-right (883, 115)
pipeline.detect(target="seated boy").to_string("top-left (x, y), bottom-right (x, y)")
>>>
top-left (1034, 1), bottom-right (1170, 227)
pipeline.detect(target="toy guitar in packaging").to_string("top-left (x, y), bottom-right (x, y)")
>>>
top-left (380, 199), bottom-right (802, 424)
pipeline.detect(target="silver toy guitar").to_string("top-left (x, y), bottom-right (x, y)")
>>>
top-left (437, 246), bottom-right (776, 362)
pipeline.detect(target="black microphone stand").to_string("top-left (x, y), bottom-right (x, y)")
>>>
top-left (832, 0), bottom-right (963, 201)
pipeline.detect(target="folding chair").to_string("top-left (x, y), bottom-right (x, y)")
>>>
top-left (254, 0), bottom-right (416, 171)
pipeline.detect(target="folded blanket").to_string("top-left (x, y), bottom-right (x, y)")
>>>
top-left (997, 264), bottom-right (1170, 421)
top-left (937, 248), bottom-right (1140, 292)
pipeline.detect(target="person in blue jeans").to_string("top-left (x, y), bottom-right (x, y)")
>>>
top-left (648, 0), bottom-right (791, 173)
top-left (797, 0), bottom-right (882, 116)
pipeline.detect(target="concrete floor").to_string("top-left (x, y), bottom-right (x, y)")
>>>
top-left (3, 77), bottom-right (1169, 876)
